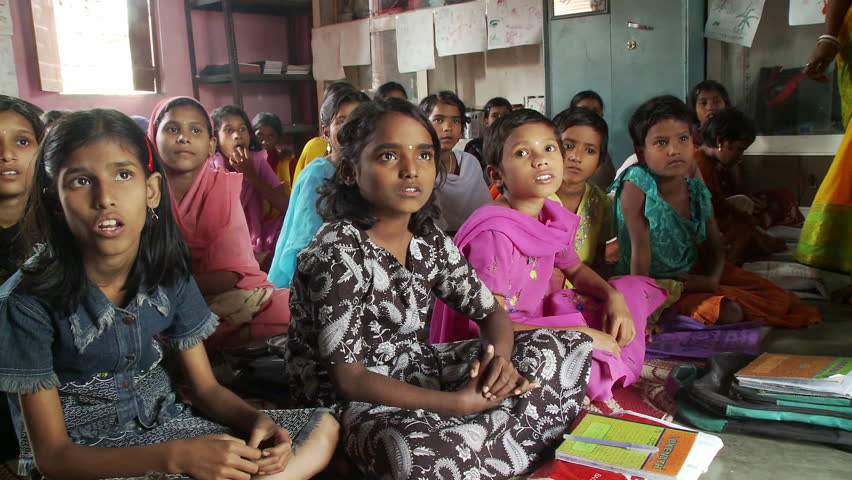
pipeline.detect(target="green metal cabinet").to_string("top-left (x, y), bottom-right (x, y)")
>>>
top-left (545, 0), bottom-right (705, 168)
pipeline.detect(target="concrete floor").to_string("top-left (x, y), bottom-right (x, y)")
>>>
top-left (704, 300), bottom-right (852, 480)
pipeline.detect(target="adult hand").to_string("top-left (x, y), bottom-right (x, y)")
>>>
top-left (471, 344), bottom-right (538, 402)
top-left (804, 42), bottom-right (838, 83)
top-left (583, 328), bottom-right (622, 356)
top-left (602, 292), bottom-right (635, 347)
top-left (171, 434), bottom-right (261, 480)
top-left (247, 414), bottom-right (292, 476)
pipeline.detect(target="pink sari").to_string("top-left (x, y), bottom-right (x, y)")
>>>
top-left (430, 199), bottom-right (667, 401)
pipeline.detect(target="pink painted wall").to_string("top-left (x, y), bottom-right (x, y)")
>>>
top-left (9, 0), bottom-right (315, 128)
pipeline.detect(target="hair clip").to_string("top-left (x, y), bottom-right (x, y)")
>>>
top-left (144, 136), bottom-right (154, 172)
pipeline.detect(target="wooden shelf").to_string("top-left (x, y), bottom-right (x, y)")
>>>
top-left (198, 72), bottom-right (313, 83)
top-left (191, 0), bottom-right (311, 16)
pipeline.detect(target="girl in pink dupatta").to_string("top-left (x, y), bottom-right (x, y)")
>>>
top-left (209, 105), bottom-right (288, 260)
top-left (431, 109), bottom-right (666, 402)
top-left (150, 97), bottom-right (289, 348)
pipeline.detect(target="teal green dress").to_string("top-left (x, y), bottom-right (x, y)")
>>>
top-left (610, 165), bottom-right (713, 279)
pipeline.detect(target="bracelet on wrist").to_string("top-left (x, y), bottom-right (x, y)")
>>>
top-left (817, 34), bottom-right (841, 49)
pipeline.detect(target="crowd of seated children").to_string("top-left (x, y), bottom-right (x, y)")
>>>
top-left (268, 85), bottom-right (370, 289)
top-left (611, 95), bottom-right (821, 328)
top-left (420, 90), bottom-right (491, 232)
top-left (431, 108), bottom-right (665, 402)
top-left (693, 108), bottom-right (793, 264)
top-left (0, 107), bottom-right (338, 480)
top-left (568, 90), bottom-right (616, 190)
top-left (284, 98), bottom-right (594, 478)
top-left (466, 95), bottom-right (513, 178)
top-left (150, 97), bottom-right (292, 348)
top-left (252, 111), bottom-right (296, 192)
top-left (208, 105), bottom-right (288, 261)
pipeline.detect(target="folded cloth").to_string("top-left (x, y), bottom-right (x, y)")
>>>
top-left (645, 310), bottom-right (763, 359)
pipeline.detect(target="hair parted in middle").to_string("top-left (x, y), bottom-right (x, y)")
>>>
top-left (482, 108), bottom-right (565, 169)
top-left (210, 104), bottom-right (263, 152)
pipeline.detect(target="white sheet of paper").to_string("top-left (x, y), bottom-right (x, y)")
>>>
top-left (704, 0), bottom-right (766, 48)
top-left (0, 35), bottom-right (18, 96)
top-left (789, 0), bottom-right (826, 26)
top-left (311, 26), bottom-right (345, 81)
top-left (0, 0), bottom-right (12, 36)
top-left (433, 2), bottom-right (487, 57)
top-left (396, 10), bottom-right (435, 73)
top-left (525, 95), bottom-right (545, 114)
top-left (339, 19), bottom-right (371, 66)
top-left (486, 0), bottom-right (543, 50)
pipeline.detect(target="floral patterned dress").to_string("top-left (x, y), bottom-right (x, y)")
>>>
top-left (286, 220), bottom-right (593, 480)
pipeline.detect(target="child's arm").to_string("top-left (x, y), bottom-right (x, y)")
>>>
top-left (177, 342), bottom-right (294, 475)
top-left (620, 181), bottom-right (652, 276)
top-left (677, 215), bottom-right (724, 292)
top-left (562, 262), bottom-right (635, 347)
top-left (20, 388), bottom-right (263, 480)
top-left (194, 270), bottom-right (240, 296)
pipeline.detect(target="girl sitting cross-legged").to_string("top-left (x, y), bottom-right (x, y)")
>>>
top-left (284, 98), bottom-right (594, 480)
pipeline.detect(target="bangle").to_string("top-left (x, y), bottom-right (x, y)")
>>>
top-left (817, 34), bottom-right (841, 49)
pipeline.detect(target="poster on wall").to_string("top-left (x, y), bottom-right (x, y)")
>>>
top-left (0, 0), bottom-right (12, 35)
top-left (789, 0), bottom-right (827, 26)
top-left (486, 0), bottom-right (543, 50)
top-left (338, 19), bottom-right (371, 66)
top-left (0, 35), bottom-right (18, 96)
top-left (396, 10), bottom-right (436, 73)
top-left (433, 2), bottom-right (487, 57)
top-left (311, 26), bottom-right (345, 81)
top-left (704, 0), bottom-right (766, 48)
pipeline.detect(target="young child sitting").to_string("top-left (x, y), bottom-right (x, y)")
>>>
top-left (568, 90), bottom-right (615, 190)
top-left (0, 109), bottom-right (338, 480)
top-left (252, 111), bottom-right (295, 192)
top-left (694, 108), bottom-right (792, 263)
top-left (611, 95), bottom-right (820, 328)
top-left (150, 97), bottom-right (292, 348)
top-left (420, 90), bottom-right (491, 232)
top-left (209, 105), bottom-right (288, 258)
top-left (465, 96), bottom-right (513, 174)
top-left (285, 99), bottom-right (594, 479)
top-left (268, 86), bottom-right (370, 289)
top-left (551, 107), bottom-right (614, 267)
top-left (689, 80), bottom-right (731, 128)
top-left (431, 109), bottom-right (666, 402)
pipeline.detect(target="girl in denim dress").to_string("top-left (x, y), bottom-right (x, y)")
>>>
top-left (0, 109), bottom-right (337, 480)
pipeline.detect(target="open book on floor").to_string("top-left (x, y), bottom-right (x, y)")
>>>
top-left (735, 353), bottom-right (852, 399)
top-left (550, 411), bottom-right (722, 480)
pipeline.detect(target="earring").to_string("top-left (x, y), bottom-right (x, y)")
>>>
top-left (149, 207), bottom-right (159, 222)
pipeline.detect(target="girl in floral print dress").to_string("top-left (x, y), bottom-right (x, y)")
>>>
top-left (431, 109), bottom-right (667, 402)
top-left (284, 98), bottom-right (594, 480)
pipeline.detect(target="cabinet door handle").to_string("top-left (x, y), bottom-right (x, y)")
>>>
top-left (627, 21), bottom-right (654, 30)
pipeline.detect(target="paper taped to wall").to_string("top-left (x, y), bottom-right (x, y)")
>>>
top-left (486, 0), bottom-right (543, 50)
top-left (434, 2), bottom-right (487, 57)
top-left (704, 0), bottom-right (766, 48)
top-left (0, 35), bottom-right (18, 96)
top-left (396, 10), bottom-right (435, 73)
top-left (312, 26), bottom-right (345, 81)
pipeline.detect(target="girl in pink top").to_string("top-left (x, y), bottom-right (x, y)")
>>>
top-left (209, 105), bottom-right (288, 260)
top-left (431, 109), bottom-right (667, 402)
top-left (150, 97), bottom-right (290, 348)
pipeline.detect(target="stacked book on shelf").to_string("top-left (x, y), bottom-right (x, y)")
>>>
top-left (263, 60), bottom-right (284, 75)
top-left (286, 64), bottom-right (311, 75)
top-left (200, 62), bottom-right (262, 76)
top-left (530, 411), bottom-right (723, 480)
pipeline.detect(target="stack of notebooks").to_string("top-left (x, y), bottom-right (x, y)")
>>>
top-left (531, 411), bottom-right (723, 480)
top-left (734, 353), bottom-right (852, 399)
top-left (263, 60), bottom-right (284, 75)
top-left (286, 64), bottom-right (311, 75)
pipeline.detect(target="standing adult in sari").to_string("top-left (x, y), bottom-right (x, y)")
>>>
top-left (799, 0), bottom-right (852, 299)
